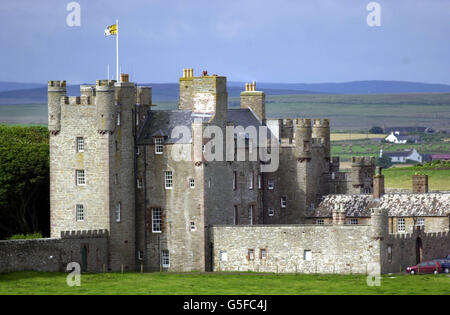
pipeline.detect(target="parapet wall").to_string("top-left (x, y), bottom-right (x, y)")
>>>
top-left (0, 230), bottom-right (108, 274)
top-left (210, 224), bottom-right (379, 274)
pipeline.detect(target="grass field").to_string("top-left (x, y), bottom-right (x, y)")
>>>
top-left (330, 133), bottom-right (386, 141)
top-left (0, 272), bottom-right (449, 295)
top-left (382, 168), bottom-right (450, 191)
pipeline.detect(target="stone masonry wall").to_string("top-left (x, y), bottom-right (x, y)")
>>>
top-left (0, 231), bottom-right (108, 274)
top-left (211, 225), bottom-right (380, 274)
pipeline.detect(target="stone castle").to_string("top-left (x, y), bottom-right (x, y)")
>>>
top-left (2, 69), bottom-right (447, 275)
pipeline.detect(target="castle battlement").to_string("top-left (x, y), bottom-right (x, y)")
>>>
top-left (60, 229), bottom-right (109, 239)
top-left (313, 118), bottom-right (330, 128)
top-left (352, 156), bottom-right (375, 166)
top-left (48, 80), bottom-right (66, 88)
top-left (296, 118), bottom-right (312, 127)
top-left (96, 79), bottom-right (116, 87)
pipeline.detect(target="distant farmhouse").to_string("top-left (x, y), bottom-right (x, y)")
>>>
top-left (381, 149), bottom-right (422, 163)
top-left (384, 132), bottom-right (421, 144)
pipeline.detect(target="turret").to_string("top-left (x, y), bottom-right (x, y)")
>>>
top-left (240, 81), bottom-right (266, 122)
top-left (95, 79), bottom-right (116, 133)
top-left (312, 119), bottom-right (330, 157)
top-left (370, 208), bottom-right (388, 239)
top-left (294, 119), bottom-right (312, 160)
top-left (48, 80), bottom-right (66, 133)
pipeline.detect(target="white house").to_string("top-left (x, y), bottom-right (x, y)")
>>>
top-left (381, 149), bottom-right (422, 163)
top-left (384, 132), bottom-right (421, 144)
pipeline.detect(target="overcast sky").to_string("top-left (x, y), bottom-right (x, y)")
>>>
top-left (0, 0), bottom-right (449, 84)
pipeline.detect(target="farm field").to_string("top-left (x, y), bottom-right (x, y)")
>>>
top-left (382, 168), bottom-right (450, 191)
top-left (0, 272), bottom-right (449, 295)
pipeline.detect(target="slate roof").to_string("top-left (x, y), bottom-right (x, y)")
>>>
top-left (383, 150), bottom-right (415, 157)
top-left (309, 193), bottom-right (450, 218)
top-left (137, 108), bottom-right (268, 145)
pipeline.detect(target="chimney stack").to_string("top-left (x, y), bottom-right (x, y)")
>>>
top-left (373, 166), bottom-right (385, 199)
top-left (412, 174), bottom-right (428, 193)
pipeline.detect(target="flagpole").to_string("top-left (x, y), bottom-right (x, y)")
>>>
top-left (116, 19), bottom-right (119, 82)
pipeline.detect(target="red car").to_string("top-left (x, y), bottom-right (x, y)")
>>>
top-left (406, 261), bottom-right (441, 275)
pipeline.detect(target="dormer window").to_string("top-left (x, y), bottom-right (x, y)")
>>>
top-left (155, 137), bottom-right (164, 154)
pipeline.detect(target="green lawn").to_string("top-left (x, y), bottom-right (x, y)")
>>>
top-left (0, 272), bottom-right (449, 295)
top-left (383, 168), bottom-right (450, 191)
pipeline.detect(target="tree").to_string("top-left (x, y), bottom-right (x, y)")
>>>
top-left (369, 126), bottom-right (384, 134)
top-left (376, 154), bottom-right (392, 168)
top-left (0, 125), bottom-right (49, 239)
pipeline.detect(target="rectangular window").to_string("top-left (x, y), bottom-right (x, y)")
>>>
top-left (165, 171), bottom-right (173, 189)
top-left (76, 204), bottom-right (84, 221)
top-left (248, 249), bottom-right (255, 261)
top-left (189, 178), bottom-right (195, 189)
top-left (233, 206), bottom-right (239, 225)
top-left (138, 251), bottom-right (143, 260)
top-left (76, 137), bottom-right (84, 152)
top-left (398, 218), bottom-right (405, 232)
top-left (249, 172), bottom-right (254, 190)
top-left (233, 171), bottom-right (237, 190)
top-left (260, 249), bottom-right (267, 260)
top-left (137, 179), bottom-right (143, 189)
top-left (316, 219), bottom-right (324, 225)
top-left (220, 251), bottom-right (228, 262)
top-left (161, 250), bottom-right (170, 268)
top-left (417, 218), bottom-right (425, 226)
top-left (258, 174), bottom-right (262, 189)
top-left (155, 137), bottom-right (163, 154)
top-left (268, 208), bottom-right (274, 217)
top-left (281, 196), bottom-right (287, 208)
top-left (190, 221), bottom-right (196, 232)
top-left (202, 144), bottom-right (206, 152)
top-left (116, 113), bottom-right (121, 126)
top-left (268, 180), bottom-right (274, 190)
top-left (249, 205), bottom-right (254, 225)
top-left (115, 203), bottom-right (121, 222)
top-left (304, 250), bottom-right (312, 261)
top-left (350, 218), bottom-right (358, 225)
top-left (152, 208), bottom-right (162, 233)
top-left (76, 170), bottom-right (85, 186)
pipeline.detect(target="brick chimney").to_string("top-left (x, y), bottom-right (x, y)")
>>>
top-left (373, 166), bottom-right (385, 199)
top-left (412, 174), bottom-right (428, 193)
top-left (332, 204), bottom-right (346, 225)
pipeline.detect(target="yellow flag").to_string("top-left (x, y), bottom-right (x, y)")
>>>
top-left (104, 24), bottom-right (117, 36)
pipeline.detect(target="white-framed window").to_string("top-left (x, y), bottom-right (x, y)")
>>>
top-left (161, 250), bottom-right (170, 268)
top-left (304, 250), bottom-right (312, 261)
top-left (268, 208), bottom-right (274, 217)
top-left (137, 179), bottom-right (143, 189)
top-left (152, 208), bottom-right (162, 233)
top-left (115, 202), bottom-right (121, 222)
top-left (76, 170), bottom-right (86, 186)
top-left (233, 206), bottom-right (239, 225)
top-left (220, 251), bottom-right (228, 262)
top-left (165, 171), bottom-right (173, 189)
top-left (268, 180), bottom-right (274, 190)
top-left (249, 172), bottom-right (254, 190)
top-left (233, 171), bottom-right (237, 190)
top-left (76, 204), bottom-right (84, 221)
top-left (202, 144), bottom-right (206, 153)
top-left (190, 221), bottom-right (196, 232)
top-left (281, 196), bottom-right (287, 208)
top-left (76, 137), bottom-right (84, 152)
top-left (116, 112), bottom-right (121, 126)
top-left (258, 174), bottom-right (262, 189)
top-left (316, 219), bottom-right (324, 225)
top-left (398, 218), bottom-right (405, 232)
top-left (260, 248), bottom-right (267, 259)
top-left (189, 178), bottom-right (195, 189)
top-left (155, 137), bottom-right (164, 154)
top-left (248, 249), bottom-right (255, 261)
top-left (417, 218), bottom-right (425, 226)
top-left (350, 218), bottom-right (358, 225)
top-left (249, 205), bottom-right (254, 225)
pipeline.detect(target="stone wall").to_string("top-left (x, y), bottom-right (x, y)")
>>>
top-left (211, 224), bottom-right (380, 274)
top-left (0, 231), bottom-right (108, 274)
